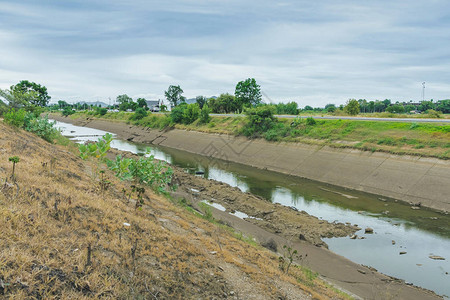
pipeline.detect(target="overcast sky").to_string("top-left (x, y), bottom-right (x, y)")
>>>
top-left (1, 1), bottom-right (449, 106)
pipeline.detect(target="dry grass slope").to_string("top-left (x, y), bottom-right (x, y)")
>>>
top-left (0, 123), bottom-right (349, 299)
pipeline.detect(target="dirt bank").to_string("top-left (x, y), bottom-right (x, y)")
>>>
top-left (52, 115), bottom-right (450, 213)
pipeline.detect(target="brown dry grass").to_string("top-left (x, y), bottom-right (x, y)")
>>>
top-left (0, 123), bottom-right (350, 299)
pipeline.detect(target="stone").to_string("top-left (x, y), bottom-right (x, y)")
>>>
top-left (429, 255), bottom-right (445, 260)
top-left (365, 227), bottom-right (374, 234)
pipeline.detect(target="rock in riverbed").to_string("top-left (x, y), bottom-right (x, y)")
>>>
top-left (429, 255), bottom-right (445, 260)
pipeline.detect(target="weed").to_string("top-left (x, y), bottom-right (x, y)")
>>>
top-left (306, 117), bottom-right (316, 126)
top-left (8, 156), bottom-right (19, 181)
top-left (279, 244), bottom-right (305, 274)
top-left (198, 201), bottom-right (214, 222)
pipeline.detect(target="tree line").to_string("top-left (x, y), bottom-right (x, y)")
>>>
top-left (1, 79), bottom-right (450, 117)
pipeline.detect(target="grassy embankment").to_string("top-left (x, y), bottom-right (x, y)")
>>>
top-left (67, 111), bottom-right (450, 159)
top-left (0, 122), bottom-right (349, 299)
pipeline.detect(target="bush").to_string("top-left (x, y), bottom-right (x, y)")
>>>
top-left (170, 104), bottom-right (187, 123)
top-left (62, 107), bottom-right (75, 116)
top-left (426, 109), bottom-right (442, 118)
top-left (182, 103), bottom-right (200, 124)
top-left (199, 104), bottom-right (211, 124)
top-left (96, 107), bottom-right (108, 116)
top-left (306, 117), bottom-right (316, 125)
top-left (24, 115), bottom-right (59, 143)
top-left (241, 106), bottom-right (277, 137)
top-left (129, 107), bottom-right (148, 121)
top-left (3, 108), bottom-right (26, 127)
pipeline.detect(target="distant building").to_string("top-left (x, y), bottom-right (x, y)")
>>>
top-left (145, 100), bottom-right (160, 112)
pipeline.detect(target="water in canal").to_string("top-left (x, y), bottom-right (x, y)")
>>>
top-left (55, 120), bottom-right (450, 298)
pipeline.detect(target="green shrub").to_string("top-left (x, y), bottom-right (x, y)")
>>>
top-left (24, 115), bottom-right (60, 143)
top-left (199, 104), bottom-right (211, 124)
top-left (182, 103), bottom-right (200, 124)
top-left (170, 103), bottom-right (187, 123)
top-left (241, 106), bottom-right (277, 137)
top-left (62, 107), bottom-right (75, 116)
top-left (129, 107), bottom-right (148, 121)
top-left (306, 117), bottom-right (316, 125)
top-left (96, 107), bottom-right (108, 116)
top-left (3, 108), bottom-right (26, 127)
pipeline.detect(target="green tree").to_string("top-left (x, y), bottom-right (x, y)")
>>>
top-left (418, 101), bottom-right (435, 112)
top-left (235, 78), bottom-right (262, 109)
top-left (208, 93), bottom-right (239, 113)
top-left (199, 104), bottom-right (211, 123)
top-left (182, 103), bottom-right (200, 124)
top-left (241, 106), bottom-right (277, 137)
top-left (436, 100), bottom-right (450, 113)
top-left (325, 104), bottom-right (336, 113)
top-left (276, 102), bottom-right (298, 115)
top-left (196, 96), bottom-right (207, 109)
top-left (12, 80), bottom-right (50, 107)
top-left (117, 94), bottom-right (133, 111)
top-left (303, 105), bottom-right (313, 111)
top-left (386, 104), bottom-right (405, 114)
top-left (345, 99), bottom-right (360, 115)
top-left (165, 85), bottom-right (185, 107)
top-left (137, 98), bottom-right (148, 110)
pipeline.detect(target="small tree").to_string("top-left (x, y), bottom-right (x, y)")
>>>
top-left (8, 156), bottom-right (20, 181)
top-left (345, 99), bottom-right (360, 115)
top-left (235, 78), bottom-right (262, 109)
top-left (196, 96), bottom-right (207, 109)
top-left (165, 85), bottom-right (185, 107)
top-left (182, 103), bottom-right (200, 124)
top-left (199, 104), bottom-right (211, 124)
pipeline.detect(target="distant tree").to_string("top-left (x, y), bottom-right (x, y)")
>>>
top-left (196, 96), bottom-right (207, 109)
top-left (374, 101), bottom-right (385, 112)
top-left (303, 105), bottom-right (313, 111)
top-left (418, 101), bottom-right (435, 112)
top-left (165, 85), bottom-right (185, 107)
top-left (404, 104), bottom-right (416, 113)
top-left (208, 93), bottom-right (239, 113)
top-left (345, 99), bottom-right (360, 115)
top-left (58, 100), bottom-right (69, 108)
top-left (436, 100), bottom-right (450, 113)
top-left (358, 99), bottom-right (368, 113)
top-left (116, 94), bottom-right (133, 111)
top-left (325, 104), bottom-right (336, 113)
top-left (386, 104), bottom-right (405, 114)
top-left (235, 78), bottom-right (262, 109)
top-left (368, 101), bottom-right (375, 113)
top-left (276, 102), bottom-right (298, 115)
top-left (137, 98), bottom-right (148, 110)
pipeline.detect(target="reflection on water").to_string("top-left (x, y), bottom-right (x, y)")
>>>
top-left (55, 120), bottom-right (450, 298)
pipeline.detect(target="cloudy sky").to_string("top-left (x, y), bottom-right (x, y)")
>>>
top-left (1, 1), bottom-right (449, 107)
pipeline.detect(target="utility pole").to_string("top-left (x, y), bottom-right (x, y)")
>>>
top-left (422, 82), bottom-right (426, 101)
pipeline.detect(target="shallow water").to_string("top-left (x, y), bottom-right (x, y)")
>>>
top-left (55, 120), bottom-right (450, 298)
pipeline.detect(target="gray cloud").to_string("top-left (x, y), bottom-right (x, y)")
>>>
top-left (0, 0), bottom-right (449, 106)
